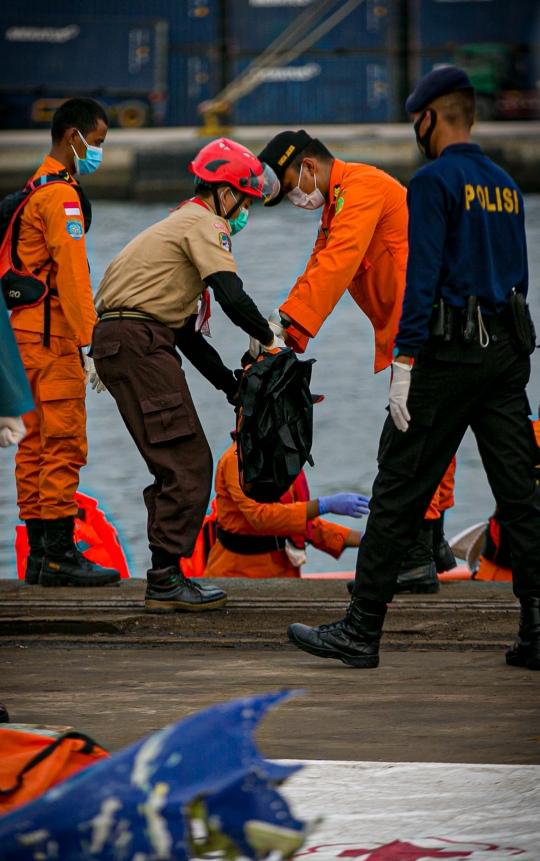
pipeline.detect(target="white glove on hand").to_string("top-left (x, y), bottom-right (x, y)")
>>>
top-left (268, 308), bottom-right (286, 341)
top-left (248, 332), bottom-right (285, 359)
top-left (0, 416), bottom-right (26, 448)
top-left (83, 355), bottom-right (107, 393)
top-left (389, 361), bottom-right (412, 433)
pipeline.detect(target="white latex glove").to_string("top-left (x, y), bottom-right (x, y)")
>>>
top-left (0, 416), bottom-right (26, 447)
top-left (389, 361), bottom-right (412, 432)
top-left (86, 356), bottom-right (107, 393)
top-left (248, 332), bottom-right (285, 359)
top-left (268, 308), bottom-right (286, 340)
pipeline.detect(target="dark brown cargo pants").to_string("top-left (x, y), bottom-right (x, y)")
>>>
top-left (92, 319), bottom-right (213, 563)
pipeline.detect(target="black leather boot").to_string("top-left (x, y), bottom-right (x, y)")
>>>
top-left (145, 566), bottom-right (227, 613)
top-left (432, 512), bottom-right (457, 573)
top-left (395, 520), bottom-right (440, 594)
top-left (25, 519), bottom-right (45, 585)
top-left (40, 516), bottom-right (121, 587)
top-left (506, 597), bottom-right (540, 670)
top-left (287, 597), bottom-right (387, 668)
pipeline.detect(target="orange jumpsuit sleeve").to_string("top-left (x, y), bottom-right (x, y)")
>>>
top-left (280, 179), bottom-right (385, 349)
top-left (41, 185), bottom-right (96, 346)
top-left (222, 446), bottom-right (307, 535)
top-left (309, 517), bottom-right (353, 559)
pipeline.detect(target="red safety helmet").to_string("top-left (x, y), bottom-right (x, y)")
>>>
top-left (189, 138), bottom-right (280, 204)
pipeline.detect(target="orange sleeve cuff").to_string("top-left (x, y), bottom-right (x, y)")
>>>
top-left (280, 295), bottom-right (324, 340)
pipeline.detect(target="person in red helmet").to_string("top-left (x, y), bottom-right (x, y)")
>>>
top-left (92, 138), bottom-right (281, 613)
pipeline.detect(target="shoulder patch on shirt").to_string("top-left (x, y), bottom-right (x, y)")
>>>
top-left (63, 201), bottom-right (81, 217)
top-left (218, 232), bottom-right (231, 252)
top-left (335, 196), bottom-right (345, 215)
top-left (333, 184), bottom-right (341, 202)
top-left (66, 219), bottom-right (83, 240)
top-left (214, 222), bottom-right (228, 231)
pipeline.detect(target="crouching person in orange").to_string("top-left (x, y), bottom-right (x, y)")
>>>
top-left (204, 439), bottom-right (367, 578)
top-left (8, 98), bottom-right (120, 587)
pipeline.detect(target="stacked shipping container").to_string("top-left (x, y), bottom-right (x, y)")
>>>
top-left (0, 0), bottom-right (539, 127)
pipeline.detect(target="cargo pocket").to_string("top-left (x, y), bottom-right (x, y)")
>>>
top-left (140, 391), bottom-right (195, 444)
top-left (378, 401), bottom-right (438, 478)
top-left (91, 340), bottom-right (127, 384)
top-left (13, 330), bottom-right (43, 369)
top-left (40, 379), bottom-right (86, 439)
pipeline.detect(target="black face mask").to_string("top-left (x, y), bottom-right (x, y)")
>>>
top-left (413, 108), bottom-right (437, 160)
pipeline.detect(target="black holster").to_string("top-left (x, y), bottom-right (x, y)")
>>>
top-left (508, 290), bottom-right (537, 356)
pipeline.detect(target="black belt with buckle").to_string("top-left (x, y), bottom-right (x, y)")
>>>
top-left (217, 527), bottom-right (286, 555)
top-left (99, 309), bottom-right (159, 323)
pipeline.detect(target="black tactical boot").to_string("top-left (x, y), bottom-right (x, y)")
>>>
top-left (432, 511), bottom-right (457, 573)
top-left (506, 597), bottom-right (540, 671)
top-left (287, 597), bottom-right (387, 668)
top-left (40, 516), bottom-right (121, 587)
top-left (25, 519), bottom-right (45, 585)
top-left (395, 520), bottom-right (440, 594)
top-left (145, 566), bottom-right (227, 613)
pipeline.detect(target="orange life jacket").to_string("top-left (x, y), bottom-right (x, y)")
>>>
top-left (0, 725), bottom-right (109, 816)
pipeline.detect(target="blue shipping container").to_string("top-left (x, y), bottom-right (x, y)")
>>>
top-left (228, 0), bottom-right (396, 53)
top-left (167, 50), bottom-right (220, 125)
top-left (231, 53), bottom-right (397, 123)
top-left (0, 16), bottom-right (168, 92)
top-left (410, 0), bottom-right (540, 49)
top-left (0, 0), bottom-right (218, 47)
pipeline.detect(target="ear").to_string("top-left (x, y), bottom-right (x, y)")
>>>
top-left (66, 127), bottom-right (80, 146)
top-left (302, 157), bottom-right (317, 176)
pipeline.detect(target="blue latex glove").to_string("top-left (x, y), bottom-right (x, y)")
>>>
top-left (318, 493), bottom-right (370, 518)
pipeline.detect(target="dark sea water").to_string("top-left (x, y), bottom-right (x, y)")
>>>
top-left (2, 197), bottom-right (540, 578)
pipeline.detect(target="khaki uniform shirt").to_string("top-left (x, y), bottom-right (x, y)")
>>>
top-left (95, 200), bottom-right (237, 328)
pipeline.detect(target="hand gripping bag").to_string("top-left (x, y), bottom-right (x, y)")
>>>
top-left (236, 349), bottom-right (315, 503)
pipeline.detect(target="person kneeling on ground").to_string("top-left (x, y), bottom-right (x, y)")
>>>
top-left (92, 139), bottom-right (282, 613)
top-left (204, 436), bottom-right (368, 579)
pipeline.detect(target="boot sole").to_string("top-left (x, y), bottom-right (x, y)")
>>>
top-left (506, 654), bottom-right (540, 671)
top-left (145, 596), bottom-right (227, 614)
top-left (39, 573), bottom-right (121, 587)
top-left (287, 627), bottom-right (379, 669)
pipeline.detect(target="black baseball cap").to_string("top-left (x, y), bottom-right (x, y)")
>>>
top-left (406, 66), bottom-right (474, 114)
top-left (257, 129), bottom-right (313, 206)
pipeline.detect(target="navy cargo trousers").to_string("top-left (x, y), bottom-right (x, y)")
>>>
top-left (352, 312), bottom-right (540, 603)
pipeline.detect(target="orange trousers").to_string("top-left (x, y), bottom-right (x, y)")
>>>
top-left (13, 330), bottom-right (87, 520)
top-left (425, 456), bottom-right (457, 520)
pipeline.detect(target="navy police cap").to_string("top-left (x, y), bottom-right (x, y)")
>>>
top-left (406, 66), bottom-right (473, 114)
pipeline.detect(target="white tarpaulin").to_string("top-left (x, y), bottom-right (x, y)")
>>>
top-left (280, 760), bottom-right (540, 860)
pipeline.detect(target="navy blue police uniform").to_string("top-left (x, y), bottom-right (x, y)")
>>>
top-left (286, 67), bottom-right (540, 671)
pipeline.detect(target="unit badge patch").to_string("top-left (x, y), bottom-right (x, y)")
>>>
top-left (66, 219), bottom-right (83, 240)
top-left (218, 231), bottom-right (232, 252)
top-left (335, 196), bottom-right (345, 215)
top-left (214, 223), bottom-right (228, 231)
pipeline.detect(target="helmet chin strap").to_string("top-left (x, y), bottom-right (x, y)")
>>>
top-left (213, 186), bottom-right (248, 220)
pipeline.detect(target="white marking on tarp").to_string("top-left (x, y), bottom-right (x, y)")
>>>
top-left (278, 761), bottom-right (540, 859)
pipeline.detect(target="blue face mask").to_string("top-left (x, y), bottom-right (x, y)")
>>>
top-left (71, 130), bottom-right (103, 175)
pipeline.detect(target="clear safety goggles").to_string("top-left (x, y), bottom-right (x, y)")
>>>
top-left (258, 163), bottom-right (281, 203)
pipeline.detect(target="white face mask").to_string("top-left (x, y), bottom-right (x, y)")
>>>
top-left (287, 162), bottom-right (326, 210)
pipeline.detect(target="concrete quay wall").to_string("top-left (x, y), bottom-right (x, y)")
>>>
top-left (1, 122), bottom-right (540, 200)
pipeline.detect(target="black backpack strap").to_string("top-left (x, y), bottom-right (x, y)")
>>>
top-left (0, 731), bottom-right (103, 797)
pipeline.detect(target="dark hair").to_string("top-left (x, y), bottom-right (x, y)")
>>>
top-left (289, 139), bottom-right (334, 172)
top-left (434, 89), bottom-right (476, 128)
top-left (51, 97), bottom-right (109, 142)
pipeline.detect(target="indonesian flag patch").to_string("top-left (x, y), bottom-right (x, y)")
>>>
top-left (63, 201), bottom-right (81, 217)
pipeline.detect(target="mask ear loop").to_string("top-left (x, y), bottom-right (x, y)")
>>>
top-left (223, 189), bottom-right (248, 220)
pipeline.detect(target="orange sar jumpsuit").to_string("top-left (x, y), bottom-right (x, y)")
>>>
top-left (279, 157), bottom-right (455, 518)
top-left (204, 443), bottom-right (353, 578)
top-left (10, 155), bottom-right (96, 521)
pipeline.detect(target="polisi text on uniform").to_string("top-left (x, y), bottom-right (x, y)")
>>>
top-left (464, 184), bottom-right (520, 213)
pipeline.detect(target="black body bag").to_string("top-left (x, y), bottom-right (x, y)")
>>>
top-left (236, 348), bottom-right (315, 503)
top-left (508, 288), bottom-right (537, 356)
